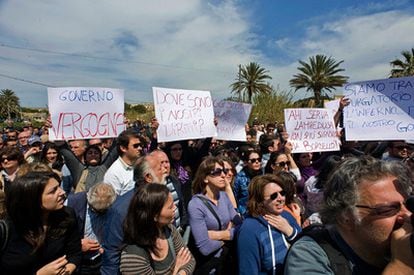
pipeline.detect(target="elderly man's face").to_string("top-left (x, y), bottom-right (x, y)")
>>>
top-left (349, 175), bottom-right (410, 265)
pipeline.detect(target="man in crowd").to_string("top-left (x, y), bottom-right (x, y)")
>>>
top-left (61, 139), bottom-right (87, 194)
top-left (383, 140), bottom-right (412, 162)
top-left (284, 156), bottom-right (414, 274)
top-left (104, 129), bottom-right (142, 195)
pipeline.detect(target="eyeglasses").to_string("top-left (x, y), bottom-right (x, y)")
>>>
top-left (275, 161), bottom-right (291, 167)
top-left (355, 202), bottom-right (403, 217)
top-left (267, 190), bottom-right (286, 200)
top-left (248, 158), bottom-right (261, 163)
top-left (209, 168), bottom-right (229, 177)
top-left (132, 143), bottom-right (142, 148)
top-left (171, 147), bottom-right (182, 152)
top-left (1, 156), bottom-right (17, 162)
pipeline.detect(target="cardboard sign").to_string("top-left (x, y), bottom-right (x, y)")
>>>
top-left (213, 100), bottom-right (252, 141)
top-left (153, 87), bottom-right (216, 142)
top-left (284, 108), bottom-right (340, 153)
top-left (48, 87), bottom-right (125, 140)
top-left (343, 76), bottom-right (414, 140)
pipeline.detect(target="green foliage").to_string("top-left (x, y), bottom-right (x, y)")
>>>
top-left (390, 48), bottom-right (414, 78)
top-left (0, 89), bottom-right (21, 120)
top-left (230, 62), bottom-right (272, 103)
top-left (249, 88), bottom-right (299, 125)
top-left (290, 54), bottom-right (348, 107)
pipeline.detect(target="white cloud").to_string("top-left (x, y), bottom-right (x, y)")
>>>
top-left (0, 0), bottom-right (257, 106)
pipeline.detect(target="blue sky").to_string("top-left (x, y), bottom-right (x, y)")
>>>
top-left (0, 0), bottom-right (413, 107)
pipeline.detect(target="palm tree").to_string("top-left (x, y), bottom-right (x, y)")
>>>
top-left (0, 89), bottom-right (20, 120)
top-left (390, 48), bottom-right (414, 78)
top-left (230, 62), bottom-right (272, 103)
top-left (290, 55), bottom-right (348, 107)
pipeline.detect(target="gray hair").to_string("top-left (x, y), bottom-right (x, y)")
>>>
top-left (87, 183), bottom-right (117, 212)
top-left (133, 156), bottom-right (154, 187)
top-left (320, 156), bottom-right (412, 225)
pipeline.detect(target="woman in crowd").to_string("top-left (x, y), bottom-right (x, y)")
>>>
top-left (41, 141), bottom-right (64, 173)
top-left (234, 149), bottom-right (263, 216)
top-left (188, 156), bottom-right (242, 274)
top-left (264, 151), bottom-right (301, 181)
top-left (61, 142), bottom-right (118, 193)
top-left (120, 184), bottom-right (195, 274)
top-left (165, 141), bottom-right (193, 208)
top-left (0, 147), bottom-right (25, 218)
top-left (275, 171), bottom-right (303, 226)
top-left (237, 174), bottom-right (301, 275)
top-left (217, 155), bottom-right (238, 209)
top-left (304, 155), bottom-right (342, 218)
top-left (0, 171), bottom-right (82, 274)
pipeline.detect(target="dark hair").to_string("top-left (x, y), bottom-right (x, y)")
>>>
top-left (117, 128), bottom-right (140, 155)
top-left (41, 142), bottom-right (64, 170)
top-left (247, 174), bottom-right (283, 217)
top-left (6, 171), bottom-right (71, 251)
top-left (314, 155), bottom-right (342, 189)
top-left (83, 144), bottom-right (103, 166)
top-left (274, 171), bottom-right (297, 204)
top-left (165, 141), bottom-right (190, 166)
top-left (264, 151), bottom-right (286, 174)
top-left (192, 156), bottom-right (224, 194)
top-left (123, 184), bottom-right (170, 255)
top-left (0, 146), bottom-right (25, 165)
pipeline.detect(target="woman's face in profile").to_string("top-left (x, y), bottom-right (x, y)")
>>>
top-left (262, 182), bottom-right (286, 215)
top-left (223, 161), bottom-right (234, 185)
top-left (156, 194), bottom-right (176, 227)
top-left (41, 178), bottom-right (66, 212)
top-left (272, 154), bottom-right (289, 173)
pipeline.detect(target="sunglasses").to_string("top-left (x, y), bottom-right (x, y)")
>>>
top-left (355, 201), bottom-right (403, 217)
top-left (268, 190), bottom-right (286, 200)
top-left (132, 143), bottom-right (142, 148)
top-left (209, 168), bottom-right (229, 177)
top-left (171, 147), bottom-right (182, 152)
top-left (1, 156), bottom-right (17, 162)
top-left (248, 158), bottom-right (262, 163)
top-left (275, 161), bottom-right (291, 167)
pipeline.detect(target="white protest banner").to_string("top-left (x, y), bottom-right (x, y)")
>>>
top-left (48, 87), bottom-right (125, 141)
top-left (153, 87), bottom-right (216, 142)
top-left (343, 76), bottom-right (414, 141)
top-left (284, 108), bottom-right (340, 153)
top-left (213, 100), bottom-right (252, 141)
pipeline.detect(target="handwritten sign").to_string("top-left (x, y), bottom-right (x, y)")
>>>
top-left (213, 100), bottom-right (252, 141)
top-left (48, 87), bottom-right (125, 140)
top-left (343, 76), bottom-right (414, 140)
top-left (153, 87), bottom-right (216, 142)
top-left (284, 108), bottom-right (340, 153)
top-left (324, 99), bottom-right (340, 116)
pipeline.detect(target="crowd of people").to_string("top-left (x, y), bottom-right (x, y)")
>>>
top-left (0, 102), bottom-right (413, 274)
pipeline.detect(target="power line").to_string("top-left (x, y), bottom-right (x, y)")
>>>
top-left (0, 73), bottom-right (55, 87)
top-left (0, 42), bottom-right (233, 74)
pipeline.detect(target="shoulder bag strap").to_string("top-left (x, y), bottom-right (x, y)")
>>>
top-left (0, 219), bottom-right (9, 252)
top-left (195, 195), bottom-right (222, 230)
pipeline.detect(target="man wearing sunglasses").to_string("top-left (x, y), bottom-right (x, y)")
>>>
top-left (383, 140), bottom-right (412, 162)
top-left (285, 156), bottom-right (414, 274)
top-left (104, 129), bottom-right (143, 196)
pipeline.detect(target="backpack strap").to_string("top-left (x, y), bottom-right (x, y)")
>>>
top-left (0, 219), bottom-right (9, 252)
top-left (293, 225), bottom-right (352, 275)
top-left (195, 195), bottom-right (222, 230)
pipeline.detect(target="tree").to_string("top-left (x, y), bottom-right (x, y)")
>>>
top-left (290, 55), bottom-right (348, 107)
top-left (250, 86), bottom-right (298, 125)
top-left (0, 89), bottom-right (20, 120)
top-left (390, 48), bottom-right (414, 78)
top-left (230, 62), bottom-right (272, 103)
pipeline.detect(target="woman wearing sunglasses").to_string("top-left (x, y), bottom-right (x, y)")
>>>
top-left (234, 149), bottom-right (263, 217)
top-left (237, 174), bottom-right (301, 275)
top-left (0, 146), bottom-right (25, 218)
top-left (188, 156), bottom-right (242, 274)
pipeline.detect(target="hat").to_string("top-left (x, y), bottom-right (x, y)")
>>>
top-left (28, 135), bottom-right (42, 146)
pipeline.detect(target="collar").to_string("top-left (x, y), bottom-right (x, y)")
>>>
top-left (118, 157), bottom-right (134, 171)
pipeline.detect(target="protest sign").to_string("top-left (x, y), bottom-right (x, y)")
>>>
top-left (213, 100), bottom-right (252, 141)
top-left (324, 99), bottom-right (340, 116)
top-left (153, 87), bottom-right (216, 142)
top-left (284, 108), bottom-right (340, 153)
top-left (343, 76), bottom-right (414, 140)
top-left (48, 87), bottom-right (125, 140)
